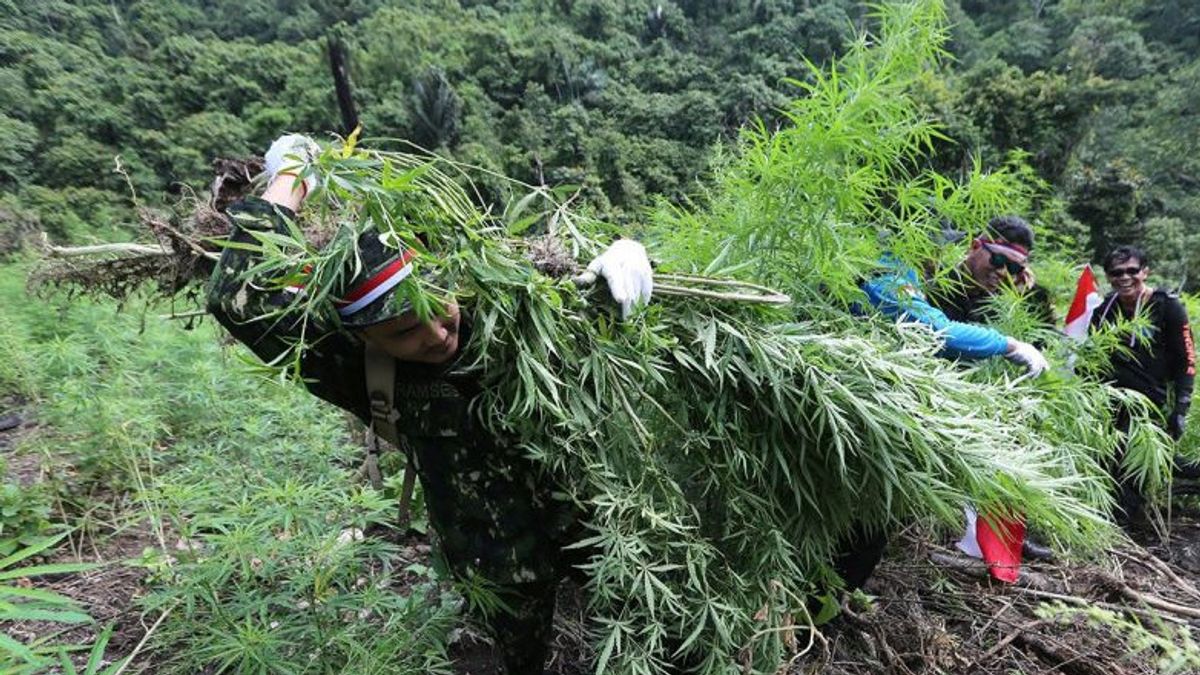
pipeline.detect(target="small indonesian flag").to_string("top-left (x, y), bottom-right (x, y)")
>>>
top-left (1064, 266), bottom-right (1102, 340)
top-left (956, 506), bottom-right (1026, 584)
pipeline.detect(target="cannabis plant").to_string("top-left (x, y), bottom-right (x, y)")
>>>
top-left (204, 3), bottom-right (1172, 673)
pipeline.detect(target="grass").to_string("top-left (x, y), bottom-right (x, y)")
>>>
top-left (0, 260), bottom-right (456, 674)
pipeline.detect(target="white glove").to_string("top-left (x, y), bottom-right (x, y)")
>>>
top-left (585, 239), bottom-right (653, 319)
top-left (1005, 339), bottom-right (1049, 378)
top-left (264, 134), bottom-right (321, 195)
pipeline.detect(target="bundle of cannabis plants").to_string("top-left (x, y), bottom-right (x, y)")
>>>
top-left (33, 2), bottom-right (1173, 673)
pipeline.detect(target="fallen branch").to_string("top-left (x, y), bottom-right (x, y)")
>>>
top-left (159, 310), bottom-right (208, 321)
top-left (1112, 545), bottom-right (1200, 604)
top-left (41, 234), bottom-right (171, 258)
top-left (1013, 629), bottom-right (1118, 675)
top-left (1109, 577), bottom-right (1200, 621)
top-left (1020, 587), bottom-right (1190, 626)
top-left (928, 551), bottom-right (1062, 592)
top-left (976, 617), bottom-right (1044, 663)
top-left (111, 600), bottom-right (177, 675)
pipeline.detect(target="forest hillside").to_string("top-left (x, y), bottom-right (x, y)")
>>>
top-left (3, 2), bottom-right (1200, 675)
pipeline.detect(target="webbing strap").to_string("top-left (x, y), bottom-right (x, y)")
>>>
top-left (364, 344), bottom-right (401, 448)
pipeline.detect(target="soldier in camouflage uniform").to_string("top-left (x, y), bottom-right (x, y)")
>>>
top-left (206, 135), bottom-right (653, 674)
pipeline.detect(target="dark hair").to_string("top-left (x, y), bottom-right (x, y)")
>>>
top-left (1103, 245), bottom-right (1148, 271)
top-left (986, 215), bottom-right (1035, 251)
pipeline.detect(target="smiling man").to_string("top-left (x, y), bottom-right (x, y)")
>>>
top-left (929, 215), bottom-right (1056, 328)
top-left (1091, 246), bottom-right (1195, 440)
top-left (1090, 245), bottom-right (1197, 523)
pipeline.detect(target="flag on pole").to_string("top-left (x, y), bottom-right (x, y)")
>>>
top-left (956, 506), bottom-right (1026, 583)
top-left (1064, 266), bottom-right (1102, 340)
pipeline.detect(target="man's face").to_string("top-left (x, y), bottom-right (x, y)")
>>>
top-left (359, 301), bottom-right (461, 364)
top-left (1105, 257), bottom-right (1148, 301)
top-left (963, 239), bottom-right (1028, 293)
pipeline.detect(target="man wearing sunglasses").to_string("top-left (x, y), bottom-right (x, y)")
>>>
top-left (1089, 246), bottom-right (1197, 521)
top-left (926, 215), bottom-right (1056, 562)
top-left (929, 215), bottom-right (1055, 329)
top-left (857, 215), bottom-right (1053, 573)
top-left (1091, 246), bottom-right (1195, 440)
top-left (861, 216), bottom-right (1050, 375)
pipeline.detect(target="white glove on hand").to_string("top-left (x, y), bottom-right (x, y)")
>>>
top-left (1005, 339), bottom-right (1049, 378)
top-left (585, 239), bottom-right (653, 319)
top-left (264, 134), bottom-right (321, 195)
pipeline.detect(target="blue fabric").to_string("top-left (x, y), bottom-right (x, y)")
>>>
top-left (860, 258), bottom-right (1009, 359)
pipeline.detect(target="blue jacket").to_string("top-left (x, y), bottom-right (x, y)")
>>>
top-left (860, 259), bottom-right (1009, 359)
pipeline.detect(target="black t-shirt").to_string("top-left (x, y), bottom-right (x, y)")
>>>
top-left (927, 267), bottom-right (1056, 327)
top-left (1089, 289), bottom-right (1196, 412)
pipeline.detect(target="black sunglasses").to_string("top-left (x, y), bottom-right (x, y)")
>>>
top-left (1106, 265), bottom-right (1142, 278)
top-left (982, 244), bottom-right (1025, 275)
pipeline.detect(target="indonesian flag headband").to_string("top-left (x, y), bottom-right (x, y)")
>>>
top-left (976, 237), bottom-right (1029, 260)
top-left (335, 230), bottom-right (425, 329)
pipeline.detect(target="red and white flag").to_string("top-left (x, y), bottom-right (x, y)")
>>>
top-left (957, 506), bottom-right (1026, 583)
top-left (1064, 266), bottom-right (1103, 340)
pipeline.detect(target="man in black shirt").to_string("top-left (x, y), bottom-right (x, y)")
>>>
top-left (1090, 245), bottom-right (1195, 439)
top-left (927, 215), bottom-right (1055, 329)
top-left (1090, 245), bottom-right (1197, 520)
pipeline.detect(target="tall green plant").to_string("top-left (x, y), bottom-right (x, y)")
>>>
top-left (0, 532), bottom-right (99, 672)
top-left (204, 3), bottom-right (1173, 673)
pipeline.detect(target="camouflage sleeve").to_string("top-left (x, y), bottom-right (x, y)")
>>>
top-left (205, 197), bottom-right (318, 365)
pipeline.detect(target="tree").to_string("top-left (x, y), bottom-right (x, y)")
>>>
top-left (1067, 160), bottom-right (1152, 263)
top-left (0, 115), bottom-right (36, 185)
top-left (1063, 15), bottom-right (1153, 80)
top-left (408, 68), bottom-right (463, 150)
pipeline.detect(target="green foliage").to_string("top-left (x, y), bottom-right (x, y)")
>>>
top-left (142, 467), bottom-right (456, 675)
top-left (0, 115), bottom-right (36, 185)
top-left (1067, 159), bottom-right (1151, 263)
top-left (166, 112), bottom-right (254, 184)
top-left (225, 9), bottom-right (1174, 668)
top-left (948, 58), bottom-right (1088, 183)
top-left (0, 479), bottom-right (52, 557)
top-left (0, 262), bottom-right (457, 673)
top-left (0, 532), bottom-right (100, 672)
top-left (1, 0), bottom-right (878, 240)
top-left (1063, 15), bottom-right (1153, 80)
top-left (55, 624), bottom-right (132, 675)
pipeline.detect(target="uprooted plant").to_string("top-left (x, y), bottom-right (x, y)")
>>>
top-left (25, 1), bottom-right (1178, 673)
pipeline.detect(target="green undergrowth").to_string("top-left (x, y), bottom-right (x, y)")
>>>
top-left (0, 261), bottom-right (455, 674)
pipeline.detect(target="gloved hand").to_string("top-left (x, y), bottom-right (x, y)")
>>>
top-left (264, 134), bottom-right (321, 195)
top-left (1168, 410), bottom-right (1187, 440)
top-left (582, 239), bottom-right (653, 319)
top-left (1004, 339), bottom-right (1049, 378)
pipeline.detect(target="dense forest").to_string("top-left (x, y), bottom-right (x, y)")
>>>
top-left (2, 0), bottom-right (1198, 280)
top-left (5, 2), bottom-right (1200, 674)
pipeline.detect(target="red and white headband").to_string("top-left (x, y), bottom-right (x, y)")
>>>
top-left (977, 237), bottom-right (1028, 258)
top-left (335, 248), bottom-right (418, 317)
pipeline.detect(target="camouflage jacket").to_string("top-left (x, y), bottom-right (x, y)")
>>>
top-left (206, 198), bottom-right (580, 585)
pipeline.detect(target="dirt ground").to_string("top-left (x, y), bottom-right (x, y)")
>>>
top-left (14, 515), bottom-right (1200, 675)
top-left (8, 396), bottom-right (1200, 674)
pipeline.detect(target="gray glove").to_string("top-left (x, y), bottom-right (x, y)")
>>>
top-left (1004, 339), bottom-right (1049, 378)
top-left (264, 134), bottom-right (321, 195)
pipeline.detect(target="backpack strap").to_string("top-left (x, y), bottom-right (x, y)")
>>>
top-left (360, 345), bottom-right (399, 490)
top-left (364, 344), bottom-right (401, 447)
